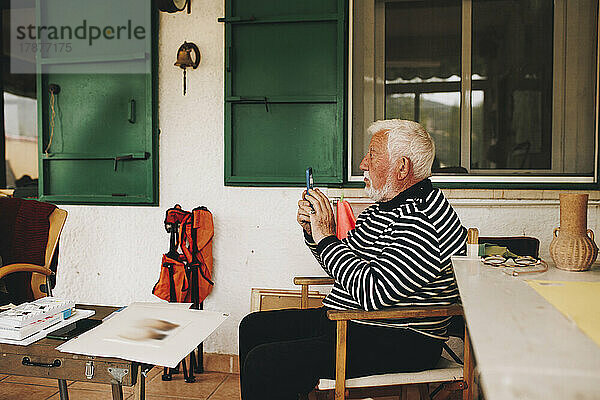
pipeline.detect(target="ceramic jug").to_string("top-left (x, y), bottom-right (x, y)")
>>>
top-left (550, 193), bottom-right (598, 271)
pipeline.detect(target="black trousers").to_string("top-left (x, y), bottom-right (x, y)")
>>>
top-left (238, 307), bottom-right (443, 400)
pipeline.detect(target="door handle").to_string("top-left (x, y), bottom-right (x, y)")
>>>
top-left (22, 357), bottom-right (62, 368)
top-left (128, 99), bottom-right (136, 124)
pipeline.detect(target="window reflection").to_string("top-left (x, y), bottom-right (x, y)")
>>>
top-left (386, 93), bottom-right (414, 121)
top-left (420, 92), bottom-right (460, 170)
top-left (3, 91), bottom-right (38, 189)
top-left (471, 0), bottom-right (553, 170)
top-left (383, 0), bottom-right (462, 173)
top-left (352, 0), bottom-right (597, 181)
top-left (2, 5), bottom-right (38, 190)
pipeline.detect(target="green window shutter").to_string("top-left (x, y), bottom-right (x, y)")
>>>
top-left (36, 1), bottom-right (157, 205)
top-left (224, 0), bottom-right (346, 186)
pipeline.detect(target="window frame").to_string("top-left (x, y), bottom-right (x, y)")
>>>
top-left (347, 0), bottom-right (600, 190)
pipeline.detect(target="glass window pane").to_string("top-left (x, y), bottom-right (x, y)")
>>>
top-left (420, 92), bottom-right (461, 170)
top-left (2, 6), bottom-right (38, 190)
top-left (3, 90), bottom-right (38, 189)
top-left (386, 93), bottom-right (415, 121)
top-left (471, 0), bottom-right (555, 171)
top-left (351, 0), bottom-right (462, 176)
top-left (352, 0), bottom-right (597, 181)
top-left (384, 0), bottom-right (462, 173)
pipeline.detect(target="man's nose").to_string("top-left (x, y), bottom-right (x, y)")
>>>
top-left (359, 155), bottom-right (368, 171)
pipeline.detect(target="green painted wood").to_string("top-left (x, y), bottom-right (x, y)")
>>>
top-left (232, 0), bottom-right (337, 18)
top-left (231, 22), bottom-right (338, 97)
top-left (42, 152), bottom-right (148, 160)
top-left (224, 0), bottom-right (346, 186)
top-left (40, 194), bottom-right (152, 204)
top-left (230, 103), bottom-right (340, 178)
top-left (42, 158), bottom-right (148, 195)
top-left (226, 95), bottom-right (337, 103)
top-left (41, 74), bottom-right (147, 154)
top-left (220, 14), bottom-right (339, 24)
top-left (39, 53), bottom-right (147, 65)
top-left (36, 1), bottom-right (157, 205)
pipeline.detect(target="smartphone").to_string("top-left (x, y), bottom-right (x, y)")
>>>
top-left (306, 167), bottom-right (314, 191)
top-left (46, 318), bottom-right (102, 340)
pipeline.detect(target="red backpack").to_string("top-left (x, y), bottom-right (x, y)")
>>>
top-left (152, 205), bottom-right (214, 306)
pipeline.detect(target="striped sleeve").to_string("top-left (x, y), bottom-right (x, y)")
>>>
top-left (316, 215), bottom-right (441, 311)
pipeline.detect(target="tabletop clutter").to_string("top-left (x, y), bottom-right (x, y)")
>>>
top-left (0, 297), bottom-right (75, 341)
top-left (0, 298), bottom-right (228, 369)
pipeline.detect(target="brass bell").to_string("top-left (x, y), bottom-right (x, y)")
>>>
top-left (174, 41), bottom-right (200, 95)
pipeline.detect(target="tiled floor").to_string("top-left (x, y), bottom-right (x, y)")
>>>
top-left (0, 369), bottom-right (463, 400)
top-left (0, 367), bottom-right (240, 400)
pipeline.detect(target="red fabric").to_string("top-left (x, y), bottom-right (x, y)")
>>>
top-left (188, 208), bottom-right (214, 304)
top-left (180, 208), bottom-right (214, 304)
top-left (0, 198), bottom-right (56, 303)
top-left (0, 198), bottom-right (56, 265)
top-left (153, 205), bottom-right (214, 305)
top-left (164, 204), bottom-right (189, 226)
top-left (152, 254), bottom-right (189, 303)
top-left (10, 199), bottom-right (56, 265)
top-left (336, 200), bottom-right (356, 240)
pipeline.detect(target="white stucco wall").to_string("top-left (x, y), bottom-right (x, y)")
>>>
top-left (52, 0), bottom-right (600, 356)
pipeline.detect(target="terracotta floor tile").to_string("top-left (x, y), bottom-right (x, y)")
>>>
top-left (145, 371), bottom-right (228, 399)
top-left (3, 375), bottom-right (63, 387)
top-left (143, 396), bottom-right (210, 400)
top-left (0, 382), bottom-right (58, 400)
top-left (207, 374), bottom-right (240, 400)
top-left (46, 388), bottom-right (134, 400)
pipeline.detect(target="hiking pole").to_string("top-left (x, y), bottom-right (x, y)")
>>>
top-left (188, 264), bottom-right (204, 374)
top-left (196, 301), bottom-right (204, 373)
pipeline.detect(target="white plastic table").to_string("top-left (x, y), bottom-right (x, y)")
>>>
top-left (451, 256), bottom-right (600, 400)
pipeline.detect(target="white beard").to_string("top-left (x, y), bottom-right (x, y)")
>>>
top-left (364, 171), bottom-right (394, 202)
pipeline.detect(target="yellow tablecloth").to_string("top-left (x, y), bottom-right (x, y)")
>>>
top-left (527, 280), bottom-right (600, 347)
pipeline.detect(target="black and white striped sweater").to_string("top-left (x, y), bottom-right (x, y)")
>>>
top-left (306, 179), bottom-right (467, 339)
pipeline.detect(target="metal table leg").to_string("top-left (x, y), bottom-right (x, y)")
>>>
top-left (162, 366), bottom-right (172, 381)
top-left (57, 379), bottom-right (69, 400)
top-left (196, 343), bottom-right (204, 373)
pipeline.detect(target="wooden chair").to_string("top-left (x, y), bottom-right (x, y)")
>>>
top-left (294, 234), bottom-right (541, 399)
top-left (0, 207), bottom-right (68, 299)
top-left (294, 277), bottom-right (474, 400)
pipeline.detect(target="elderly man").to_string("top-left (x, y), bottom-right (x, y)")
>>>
top-left (238, 119), bottom-right (467, 400)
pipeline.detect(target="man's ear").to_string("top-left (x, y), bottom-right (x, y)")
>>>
top-left (396, 157), bottom-right (412, 180)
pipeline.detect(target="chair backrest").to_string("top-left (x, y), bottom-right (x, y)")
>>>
top-left (0, 203), bottom-right (68, 302)
top-left (479, 236), bottom-right (540, 258)
top-left (31, 208), bottom-right (67, 298)
top-left (45, 208), bottom-right (68, 268)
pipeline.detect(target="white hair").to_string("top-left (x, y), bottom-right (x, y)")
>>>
top-left (367, 119), bottom-right (435, 180)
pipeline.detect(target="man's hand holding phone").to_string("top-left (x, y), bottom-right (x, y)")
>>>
top-left (297, 167), bottom-right (314, 236)
top-left (297, 167), bottom-right (336, 243)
